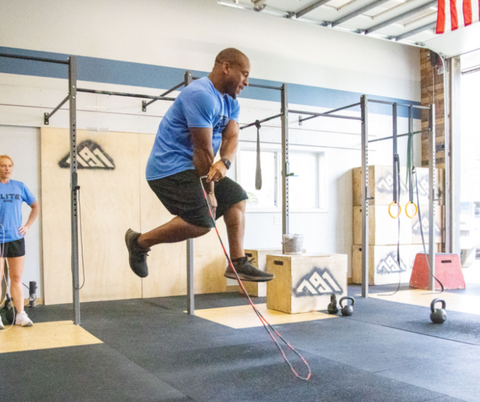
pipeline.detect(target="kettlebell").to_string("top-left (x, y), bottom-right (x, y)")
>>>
top-left (339, 296), bottom-right (355, 317)
top-left (430, 298), bottom-right (447, 324)
top-left (327, 294), bottom-right (339, 315)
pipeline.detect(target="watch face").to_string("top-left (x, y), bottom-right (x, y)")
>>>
top-left (222, 158), bottom-right (231, 169)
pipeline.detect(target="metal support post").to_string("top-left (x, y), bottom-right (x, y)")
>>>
top-left (69, 56), bottom-right (80, 325)
top-left (449, 57), bottom-right (462, 255)
top-left (444, 59), bottom-right (451, 252)
top-left (428, 104), bottom-right (436, 290)
top-left (392, 103), bottom-right (398, 203)
top-left (360, 95), bottom-right (369, 298)
top-left (407, 107), bottom-right (414, 202)
top-left (281, 83), bottom-right (289, 251)
top-left (184, 71), bottom-right (195, 315)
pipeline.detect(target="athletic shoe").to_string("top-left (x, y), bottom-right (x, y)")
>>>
top-left (224, 256), bottom-right (275, 282)
top-left (125, 229), bottom-right (150, 278)
top-left (0, 315), bottom-right (4, 329)
top-left (15, 311), bottom-right (33, 327)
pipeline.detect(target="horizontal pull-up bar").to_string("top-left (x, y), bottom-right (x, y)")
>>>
top-left (296, 102), bottom-right (361, 123)
top-left (368, 99), bottom-right (430, 110)
top-left (0, 52), bottom-right (70, 65)
top-left (368, 130), bottom-right (421, 143)
top-left (247, 83), bottom-right (283, 91)
top-left (77, 88), bottom-right (176, 101)
top-left (44, 94), bottom-right (70, 125)
top-left (142, 81), bottom-right (184, 111)
top-left (240, 113), bottom-right (283, 130)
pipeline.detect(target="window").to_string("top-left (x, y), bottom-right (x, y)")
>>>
top-left (237, 143), bottom-right (326, 212)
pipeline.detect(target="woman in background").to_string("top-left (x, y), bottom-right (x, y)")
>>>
top-left (0, 155), bottom-right (39, 328)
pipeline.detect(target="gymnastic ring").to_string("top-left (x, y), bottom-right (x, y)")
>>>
top-left (404, 201), bottom-right (418, 219)
top-left (388, 201), bottom-right (401, 219)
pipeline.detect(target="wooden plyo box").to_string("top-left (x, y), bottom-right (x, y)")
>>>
top-left (352, 166), bottom-right (444, 207)
top-left (410, 205), bottom-right (444, 244)
top-left (266, 254), bottom-right (348, 314)
top-left (351, 245), bottom-right (413, 286)
top-left (242, 249), bottom-right (282, 297)
top-left (353, 205), bottom-right (412, 245)
top-left (351, 244), bottom-right (442, 285)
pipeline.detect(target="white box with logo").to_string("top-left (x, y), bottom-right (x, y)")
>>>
top-left (351, 244), bottom-right (442, 285)
top-left (266, 253), bottom-right (348, 314)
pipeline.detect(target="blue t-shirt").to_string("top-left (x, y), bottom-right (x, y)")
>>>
top-left (146, 77), bottom-right (240, 180)
top-left (0, 180), bottom-right (36, 243)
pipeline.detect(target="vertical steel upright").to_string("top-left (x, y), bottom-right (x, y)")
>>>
top-left (184, 71), bottom-right (195, 315)
top-left (428, 104), bottom-right (436, 290)
top-left (281, 84), bottom-right (289, 251)
top-left (69, 56), bottom-right (80, 325)
top-left (392, 103), bottom-right (398, 204)
top-left (360, 95), bottom-right (369, 298)
top-left (443, 60), bottom-right (451, 252)
top-left (449, 57), bottom-right (462, 255)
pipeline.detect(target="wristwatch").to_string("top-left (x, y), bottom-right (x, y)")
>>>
top-left (221, 158), bottom-right (231, 170)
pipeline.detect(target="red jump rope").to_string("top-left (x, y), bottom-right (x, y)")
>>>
top-left (199, 176), bottom-right (311, 381)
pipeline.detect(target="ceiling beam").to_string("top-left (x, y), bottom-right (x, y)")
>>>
top-left (365, 0), bottom-right (437, 34)
top-left (331, 0), bottom-right (392, 28)
top-left (295, 0), bottom-right (332, 18)
top-left (394, 21), bottom-right (436, 41)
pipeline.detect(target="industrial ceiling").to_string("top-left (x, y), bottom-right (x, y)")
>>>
top-left (218, 0), bottom-right (480, 57)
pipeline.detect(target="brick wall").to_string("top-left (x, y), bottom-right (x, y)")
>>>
top-left (420, 48), bottom-right (445, 168)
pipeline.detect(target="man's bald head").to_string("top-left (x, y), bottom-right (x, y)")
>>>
top-left (209, 48), bottom-right (250, 99)
top-left (214, 48), bottom-right (249, 68)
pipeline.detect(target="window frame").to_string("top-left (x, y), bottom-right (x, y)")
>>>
top-left (235, 142), bottom-right (328, 213)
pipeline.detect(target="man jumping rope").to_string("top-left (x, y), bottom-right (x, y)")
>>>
top-left (125, 48), bottom-right (274, 283)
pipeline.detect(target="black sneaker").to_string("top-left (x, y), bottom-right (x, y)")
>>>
top-left (224, 256), bottom-right (275, 282)
top-left (125, 229), bottom-right (150, 278)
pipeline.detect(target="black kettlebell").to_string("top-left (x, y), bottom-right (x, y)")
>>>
top-left (430, 298), bottom-right (447, 324)
top-left (339, 296), bottom-right (355, 317)
top-left (327, 294), bottom-right (339, 315)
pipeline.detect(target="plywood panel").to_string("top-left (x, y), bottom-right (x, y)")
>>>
top-left (139, 135), bottom-right (226, 298)
top-left (41, 128), bottom-right (142, 305)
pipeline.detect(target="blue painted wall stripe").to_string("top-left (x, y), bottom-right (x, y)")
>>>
top-left (0, 46), bottom-right (420, 118)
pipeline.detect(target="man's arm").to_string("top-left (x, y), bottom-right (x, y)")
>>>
top-left (190, 127), bottom-right (214, 177)
top-left (206, 120), bottom-right (239, 183)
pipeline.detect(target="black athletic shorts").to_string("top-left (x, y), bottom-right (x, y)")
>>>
top-left (1, 238), bottom-right (26, 258)
top-left (148, 170), bottom-right (248, 228)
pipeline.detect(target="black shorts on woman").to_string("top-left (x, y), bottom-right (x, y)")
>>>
top-left (148, 170), bottom-right (248, 228)
top-left (1, 238), bottom-right (26, 258)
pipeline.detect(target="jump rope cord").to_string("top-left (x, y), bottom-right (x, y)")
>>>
top-left (198, 176), bottom-right (311, 381)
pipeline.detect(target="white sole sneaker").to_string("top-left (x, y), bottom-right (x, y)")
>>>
top-left (15, 311), bottom-right (33, 327)
top-left (0, 315), bottom-right (4, 329)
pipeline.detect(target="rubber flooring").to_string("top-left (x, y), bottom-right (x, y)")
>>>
top-left (1, 279), bottom-right (480, 401)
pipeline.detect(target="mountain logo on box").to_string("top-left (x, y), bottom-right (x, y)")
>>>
top-left (412, 216), bottom-right (441, 236)
top-left (376, 174), bottom-right (429, 197)
top-left (59, 140), bottom-right (115, 170)
top-left (294, 268), bottom-right (342, 297)
top-left (376, 174), bottom-right (408, 194)
top-left (376, 253), bottom-right (407, 274)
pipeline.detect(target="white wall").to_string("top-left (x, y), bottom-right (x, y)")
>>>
top-left (0, 0), bottom-right (422, 283)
